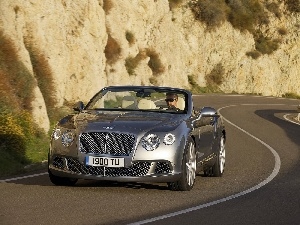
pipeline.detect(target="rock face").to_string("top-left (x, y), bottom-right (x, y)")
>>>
top-left (0, 0), bottom-right (299, 132)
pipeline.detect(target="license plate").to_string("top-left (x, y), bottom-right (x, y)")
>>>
top-left (86, 156), bottom-right (124, 167)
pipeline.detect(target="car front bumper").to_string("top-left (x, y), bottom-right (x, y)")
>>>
top-left (48, 156), bottom-right (182, 183)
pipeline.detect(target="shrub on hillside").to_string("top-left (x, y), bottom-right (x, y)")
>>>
top-left (190, 0), bottom-right (229, 29)
top-left (285, 0), bottom-right (300, 13)
top-left (0, 31), bottom-right (35, 111)
top-left (105, 34), bottom-right (121, 65)
top-left (103, 0), bottom-right (114, 14)
top-left (227, 0), bottom-right (269, 32)
top-left (125, 51), bottom-right (147, 75)
top-left (169, 0), bottom-right (184, 10)
top-left (254, 32), bottom-right (281, 54)
top-left (266, 2), bottom-right (282, 18)
top-left (125, 31), bottom-right (135, 45)
top-left (146, 49), bottom-right (165, 75)
top-left (205, 63), bottom-right (225, 86)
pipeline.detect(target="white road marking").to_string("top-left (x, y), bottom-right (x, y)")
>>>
top-left (0, 172), bottom-right (48, 182)
top-left (129, 105), bottom-right (281, 225)
top-left (283, 114), bottom-right (300, 126)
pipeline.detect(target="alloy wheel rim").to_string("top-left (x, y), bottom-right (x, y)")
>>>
top-left (186, 143), bottom-right (196, 186)
top-left (219, 137), bottom-right (226, 173)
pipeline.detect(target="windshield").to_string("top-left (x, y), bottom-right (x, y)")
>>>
top-left (85, 87), bottom-right (188, 113)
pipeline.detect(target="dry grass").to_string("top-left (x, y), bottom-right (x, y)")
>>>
top-left (125, 49), bottom-right (165, 76)
top-left (0, 31), bottom-right (35, 112)
top-left (285, 0), bottom-right (300, 13)
top-left (246, 50), bottom-right (261, 59)
top-left (103, 0), bottom-right (114, 14)
top-left (0, 31), bottom-right (52, 176)
top-left (149, 77), bottom-right (159, 85)
top-left (205, 63), bottom-right (224, 87)
top-left (190, 0), bottom-right (269, 32)
top-left (266, 2), bottom-right (282, 18)
top-left (188, 74), bottom-right (215, 93)
top-left (190, 0), bottom-right (229, 29)
top-left (125, 51), bottom-right (147, 75)
top-left (125, 31), bottom-right (135, 45)
top-left (278, 27), bottom-right (288, 35)
top-left (146, 49), bottom-right (165, 75)
top-left (169, 0), bottom-right (184, 10)
top-left (105, 34), bottom-right (121, 65)
top-left (254, 32), bottom-right (281, 54)
top-left (282, 92), bottom-right (300, 99)
top-left (227, 0), bottom-right (268, 33)
top-left (24, 38), bottom-right (57, 118)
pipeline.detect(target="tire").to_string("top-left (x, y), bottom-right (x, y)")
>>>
top-left (48, 169), bottom-right (78, 186)
top-left (168, 139), bottom-right (196, 191)
top-left (211, 135), bottom-right (225, 177)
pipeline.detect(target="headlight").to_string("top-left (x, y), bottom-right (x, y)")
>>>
top-left (163, 133), bottom-right (176, 145)
top-left (52, 128), bottom-right (61, 140)
top-left (141, 134), bottom-right (160, 151)
top-left (61, 130), bottom-right (74, 147)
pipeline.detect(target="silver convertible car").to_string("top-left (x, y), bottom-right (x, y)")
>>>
top-left (48, 86), bottom-right (226, 191)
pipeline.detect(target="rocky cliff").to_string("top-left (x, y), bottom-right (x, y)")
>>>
top-left (1, 0), bottom-right (299, 132)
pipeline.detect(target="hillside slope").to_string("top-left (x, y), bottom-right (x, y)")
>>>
top-left (0, 0), bottom-right (299, 132)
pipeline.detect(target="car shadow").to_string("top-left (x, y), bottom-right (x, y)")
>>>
top-left (1, 173), bottom-right (171, 190)
top-left (255, 109), bottom-right (300, 147)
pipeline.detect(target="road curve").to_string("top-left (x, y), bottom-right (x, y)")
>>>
top-left (0, 95), bottom-right (299, 225)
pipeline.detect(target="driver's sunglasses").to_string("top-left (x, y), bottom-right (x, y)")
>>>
top-left (165, 98), bottom-right (177, 102)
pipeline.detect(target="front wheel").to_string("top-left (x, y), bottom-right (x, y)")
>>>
top-left (168, 139), bottom-right (196, 191)
top-left (48, 169), bottom-right (78, 186)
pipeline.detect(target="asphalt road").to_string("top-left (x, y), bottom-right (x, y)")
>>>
top-left (0, 94), bottom-right (299, 225)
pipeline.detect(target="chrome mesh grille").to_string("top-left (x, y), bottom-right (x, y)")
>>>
top-left (79, 132), bottom-right (135, 156)
top-left (52, 157), bottom-right (64, 169)
top-left (67, 158), bottom-right (150, 176)
top-left (155, 162), bottom-right (171, 174)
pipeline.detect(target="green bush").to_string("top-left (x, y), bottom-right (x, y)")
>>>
top-left (0, 32), bottom-right (51, 176)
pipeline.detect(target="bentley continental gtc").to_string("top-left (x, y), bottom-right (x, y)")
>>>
top-left (48, 86), bottom-right (226, 191)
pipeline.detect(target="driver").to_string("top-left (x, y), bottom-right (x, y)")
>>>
top-left (165, 93), bottom-right (178, 109)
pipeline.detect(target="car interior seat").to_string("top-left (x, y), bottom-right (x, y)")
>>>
top-left (122, 96), bottom-right (137, 109)
top-left (177, 97), bottom-right (185, 110)
top-left (138, 99), bottom-right (156, 110)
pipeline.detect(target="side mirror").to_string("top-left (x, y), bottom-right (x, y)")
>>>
top-left (73, 101), bottom-right (84, 112)
top-left (200, 106), bottom-right (219, 117)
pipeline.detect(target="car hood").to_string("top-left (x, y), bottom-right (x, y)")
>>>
top-left (58, 111), bottom-right (184, 133)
